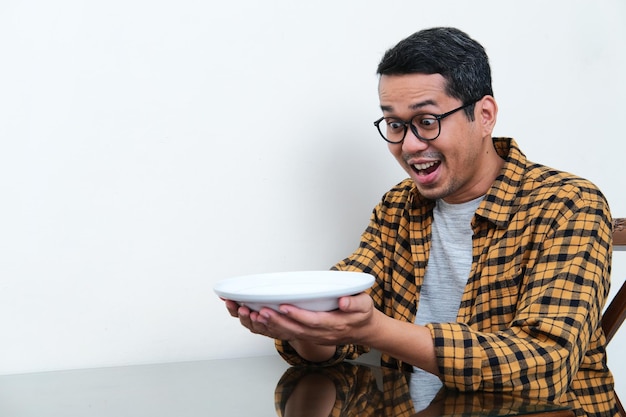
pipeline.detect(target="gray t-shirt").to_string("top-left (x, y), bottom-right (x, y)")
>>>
top-left (410, 196), bottom-right (483, 412)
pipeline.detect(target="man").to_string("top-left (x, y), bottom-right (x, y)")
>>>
top-left (224, 27), bottom-right (617, 417)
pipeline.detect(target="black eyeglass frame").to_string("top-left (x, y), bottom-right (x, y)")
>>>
top-left (373, 100), bottom-right (479, 144)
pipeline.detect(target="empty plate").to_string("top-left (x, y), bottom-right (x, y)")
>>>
top-left (214, 270), bottom-right (375, 311)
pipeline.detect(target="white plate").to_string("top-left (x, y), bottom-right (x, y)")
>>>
top-left (213, 270), bottom-right (375, 312)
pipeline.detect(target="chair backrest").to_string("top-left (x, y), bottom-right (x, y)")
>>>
top-left (603, 218), bottom-right (626, 344)
top-left (602, 217), bottom-right (626, 417)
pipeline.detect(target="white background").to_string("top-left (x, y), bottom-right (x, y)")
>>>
top-left (0, 0), bottom-right (624, 400)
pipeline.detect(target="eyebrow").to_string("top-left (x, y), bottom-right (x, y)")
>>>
top-left (380, 99), bottom-right (438, 114)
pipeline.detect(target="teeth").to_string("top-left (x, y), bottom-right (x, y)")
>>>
top-left (413, 161), bottom-right (437, 171)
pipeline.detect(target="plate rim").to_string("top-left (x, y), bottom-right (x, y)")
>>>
top-left (213, 270), bottom-right (374, 303)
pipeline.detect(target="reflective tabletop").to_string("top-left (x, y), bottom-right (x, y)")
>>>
top-left (0, 355), bottom-right (574, 417)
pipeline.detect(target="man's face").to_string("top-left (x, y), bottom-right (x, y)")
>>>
top-left (378, 73), bottom-right (498, 204)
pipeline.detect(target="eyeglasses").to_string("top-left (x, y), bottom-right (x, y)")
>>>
top-left (373, 100), bottom-right (478, 143)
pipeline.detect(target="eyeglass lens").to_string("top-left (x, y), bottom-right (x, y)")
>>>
top-left (378, 114), bottom-right (441, 143)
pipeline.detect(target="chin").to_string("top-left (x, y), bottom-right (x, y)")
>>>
top-left (413, 184), bottom-right (442, 200)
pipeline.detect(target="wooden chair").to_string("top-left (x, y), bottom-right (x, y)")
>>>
top-left (603, 217), bottom-right (626, 416)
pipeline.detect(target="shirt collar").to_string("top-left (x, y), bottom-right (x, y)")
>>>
top-left (475, 137), bottom-right (525, 228)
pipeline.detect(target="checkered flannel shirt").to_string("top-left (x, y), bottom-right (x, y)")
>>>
top-left (275, 363), bottom-right (415, 417)
top-left (276, 138), bottom-right (618, 417)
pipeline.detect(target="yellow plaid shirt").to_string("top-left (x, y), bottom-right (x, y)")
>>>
top-left (276, 138), bottom-right (617, 417)
top-left (275, 363), bottom-right (417, 417)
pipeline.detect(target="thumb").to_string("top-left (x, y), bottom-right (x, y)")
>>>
top-left (338, 293), bottom-right (369, 312)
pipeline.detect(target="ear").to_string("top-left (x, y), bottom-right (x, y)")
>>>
top-left (476, 95), bottom-right (498, 136)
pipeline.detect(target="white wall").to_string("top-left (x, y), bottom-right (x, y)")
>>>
top-left (1, 0), bottom-right (624, 399)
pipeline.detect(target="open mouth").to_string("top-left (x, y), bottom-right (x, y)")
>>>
top-left (412, 161), bottom-right (440, 176)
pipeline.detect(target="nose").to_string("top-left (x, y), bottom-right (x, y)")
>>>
top-left (401, 127), bottom-right (430, 154)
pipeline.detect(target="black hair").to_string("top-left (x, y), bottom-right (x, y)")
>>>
top-left (377, 27), bottom-right (493, 119)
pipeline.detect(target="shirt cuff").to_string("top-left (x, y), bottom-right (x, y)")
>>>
top-left (275, 339), bottom-right (367, 367)
top-left (426, 322), bottom-right (483, 391)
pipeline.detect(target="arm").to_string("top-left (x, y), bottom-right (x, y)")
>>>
top-left (271, 295), bottom-right (439, 374)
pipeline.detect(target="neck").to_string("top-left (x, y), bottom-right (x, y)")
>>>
top-left (443, 141), bottom-right (505, 204)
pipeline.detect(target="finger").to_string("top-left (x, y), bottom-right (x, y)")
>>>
top-left (276, 304), bottom-right (330, 328)
top-left (337, 292), bottom-right (371, 313)
top-left (267, 307), bottom-right (344, 345)
top-left (250, 309), bottom-right (298, 340)
top-left (254, 307), bottom-right (312, 340)
top-left (236, 305), bottom-right (258, 330)
top-left (276, 294), bottom-right (369, 325)
top-left (224, 299), bottom-right (241, 317)
top-left (247, 310), bottom-right (271, 335)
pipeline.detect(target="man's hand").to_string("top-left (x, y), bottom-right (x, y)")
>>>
top-left (223, 293), bottom-right (438, 374)
top-left (222, 293), bottom-right (378, 361)
top-left (224, 299), bottom-right (276, 338)
top-left (259, 292), bottom-right (377, 346)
